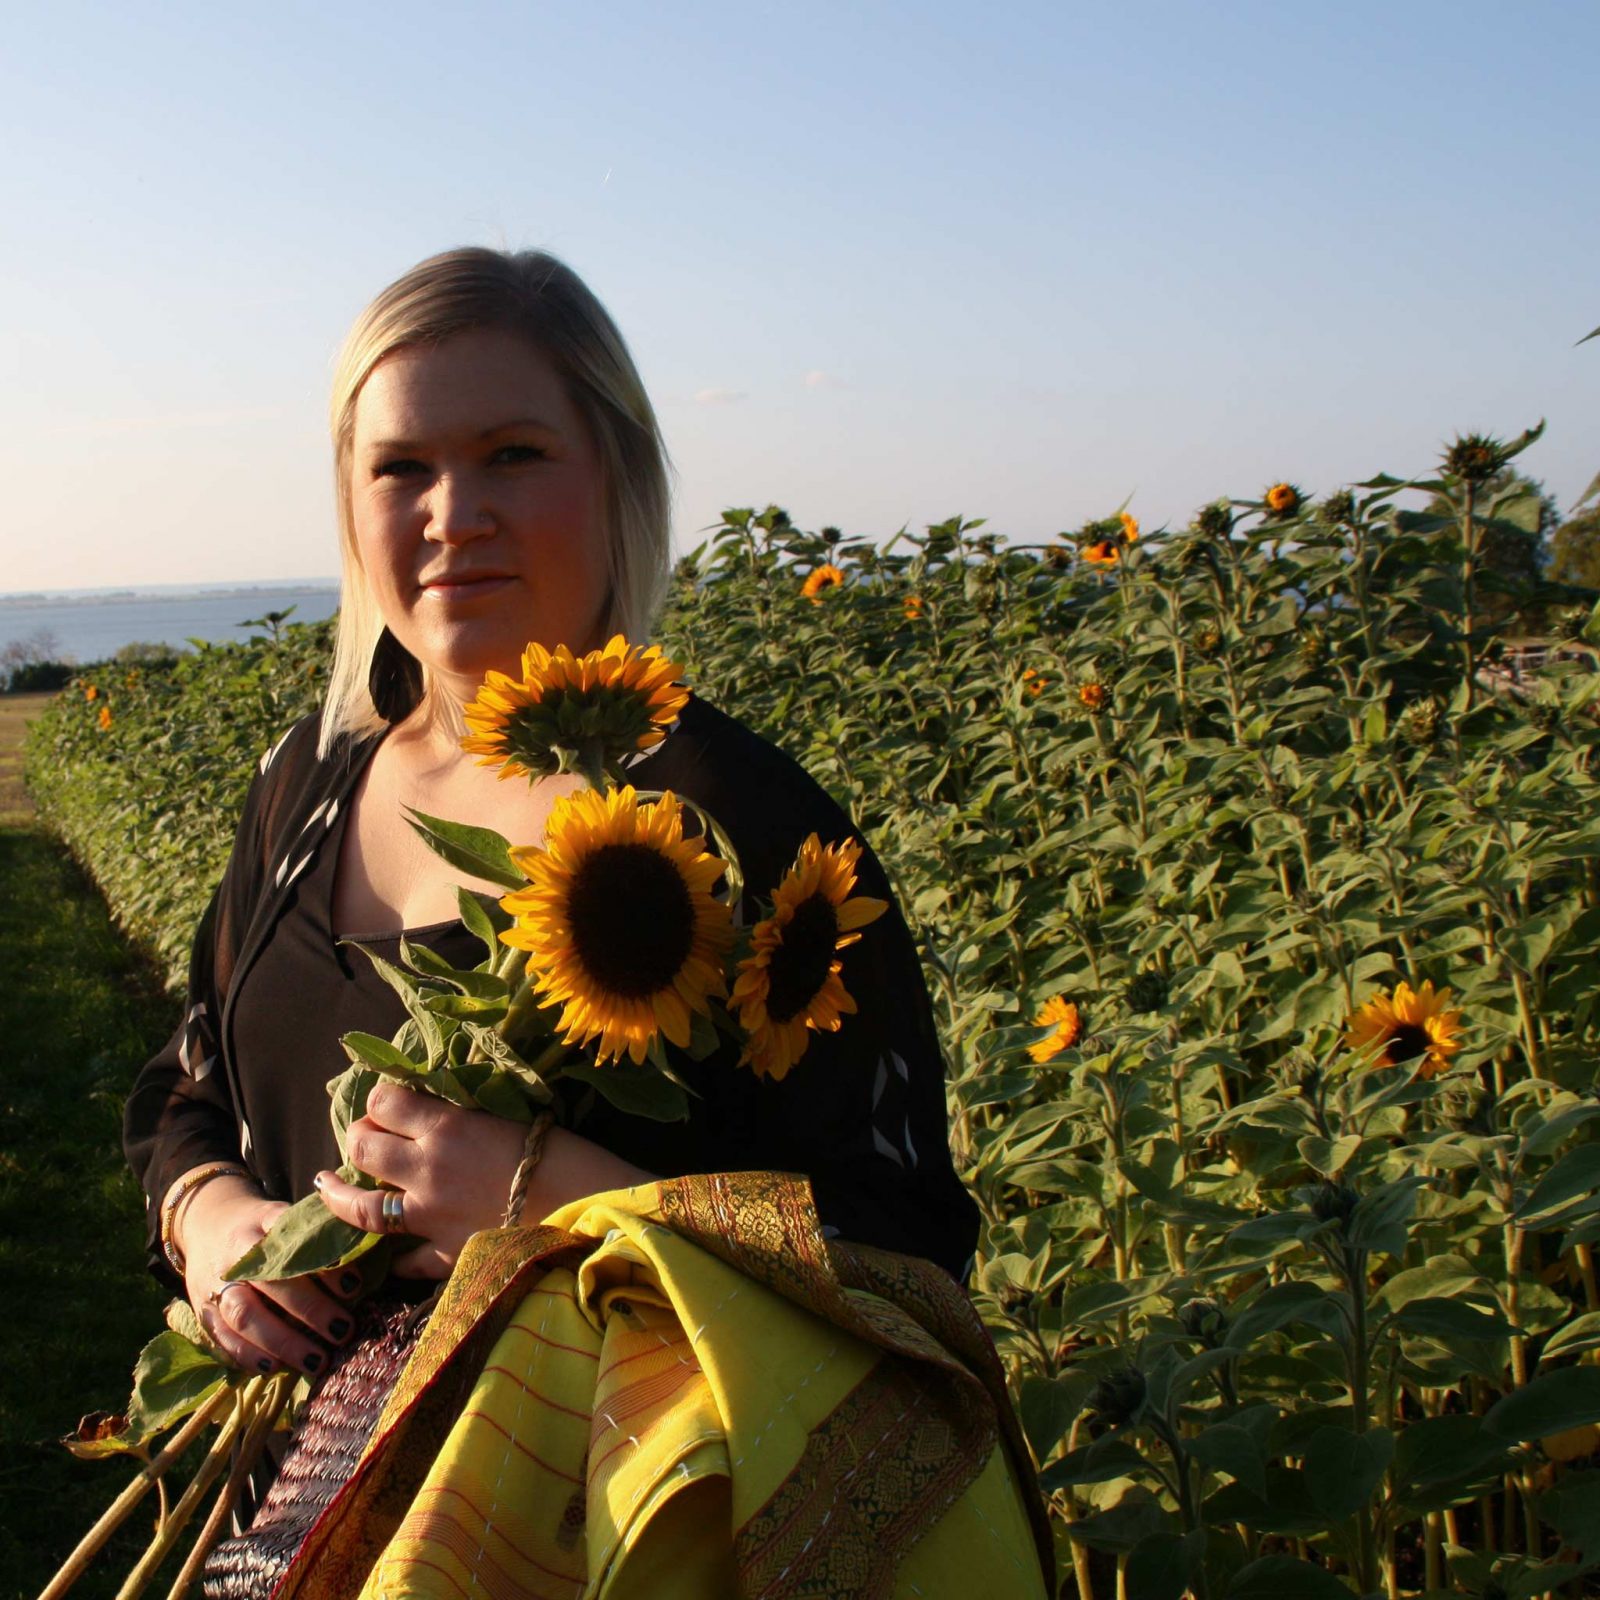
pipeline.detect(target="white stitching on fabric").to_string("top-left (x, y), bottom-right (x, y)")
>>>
top-left (730, 1348), bottom-right (838, 1468)
top-left (471, 1285), bottom-right (549, 1589)
top-left (971, 1490), bottom-right (1032, 1571)
top-left (765, 1393), bottom-right (912, 1589)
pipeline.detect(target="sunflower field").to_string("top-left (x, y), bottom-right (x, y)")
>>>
top-left (24, 425), bottom-right (1600, 1600)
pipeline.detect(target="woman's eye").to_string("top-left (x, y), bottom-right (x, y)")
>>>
top-left (373, 458), bottom-right (426, 479)
top-left (492, 444), bottom-right (545, 464)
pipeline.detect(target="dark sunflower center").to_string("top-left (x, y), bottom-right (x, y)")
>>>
top-left (765, 895), bottom-right (841, 1023)
top-left (566, 843), bottom-right (695, 997)
top-left (1384, 1023), bottom-right (1431, 1064)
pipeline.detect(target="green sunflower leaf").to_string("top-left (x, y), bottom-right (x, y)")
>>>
top-left (561, 1056), bottom-right (689, 1122)
top-left (122, 1331), bottom-right (231, 1444)
top-left (404, 807), bottom-right (523, 890)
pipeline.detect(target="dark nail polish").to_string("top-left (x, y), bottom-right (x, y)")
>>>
top-left (303, 1352), bottom-right (324, 1375)
top-left (329, 1317), bottom-right (352, 1341)
top-left (339, 1271), bottom-right (361, 1294)
top-left (257, 1357), bottom-right (273, 1374)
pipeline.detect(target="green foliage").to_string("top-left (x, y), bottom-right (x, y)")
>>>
top-left (23, 618), bottom-right (332, 983)
top-left (23, 436), bottom-right (1600, 1595)
top-left (1549, 506), bottom-right (1600, 593)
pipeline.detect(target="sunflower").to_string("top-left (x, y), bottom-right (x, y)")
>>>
top-left (83, 684), bottom-right (98, 702)
top-left (1081, 539), bottom-right (1122, 568)
top-left (1021, 667), bottom-right (1049, 698)
top-left (1078, 680), bottom-right (1110, 713)
top-left (97, 704), bottom-right (112, 731)
top-left (499, 786), bottom-right (733, 1066)
top-left (460, 634), bottom-right (688, 787)
top-left (1028, 997), bottom-right (1083, 1063)
top-left (1119, 512), bottom-right (1140, 544)
top-left (1264, 482), bottom-right (1303, 517)
top-left (903, 594), bottom-right (924, 621)
top-left (1344, 980), bottom-right (1463, 1078)
top-left (731, 834), bottom-right (888, 1081)
top-left (802, 564), bottom-right (846, 604)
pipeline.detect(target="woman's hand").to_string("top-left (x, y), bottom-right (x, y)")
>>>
top-left (177, 1174), bottom-right (360, 1378)
top-left (315, 1081), bottom-right (658, 1279)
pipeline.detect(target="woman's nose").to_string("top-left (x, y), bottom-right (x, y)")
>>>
top-left (424, 472), bottom-right (494, 542)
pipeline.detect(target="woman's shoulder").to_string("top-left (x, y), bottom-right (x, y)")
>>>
top-left (255, 711), bottom-right (376, 785)
top-left (644, 693), bottom-right (867, 886)
top-left (238, 711), bottom-right (379, 862)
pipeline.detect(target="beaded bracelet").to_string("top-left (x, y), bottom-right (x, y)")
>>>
top-left (501, 1113), bottom-right (557, 1229)
top-left (159, 1161), bottom-right (252, 1275)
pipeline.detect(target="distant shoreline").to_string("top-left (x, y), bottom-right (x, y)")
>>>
top-left (0, 581), bottom-right (340, 608)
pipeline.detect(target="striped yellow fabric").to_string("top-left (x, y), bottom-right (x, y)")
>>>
top-left (309, 1179), bottom-right (1049, 1600)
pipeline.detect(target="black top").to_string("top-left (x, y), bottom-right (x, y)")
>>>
top-left (124, 694), bottom-right (980, 1285)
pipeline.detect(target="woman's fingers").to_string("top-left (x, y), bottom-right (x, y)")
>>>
top-left (203, 1283), bottom-right (329, 1377)
top-left (315, 1167), bottom-right (416, 1238)
top-left (318, 1265), bottom-right (367, 1301)
top-left (343, 1116), bottom-right (422, 1187)
top-left (254, 1274), bottom-right (358, 1348)
top-left (391, 1240), bottom-right (453, 1280)
top-left (365, 1079), bottom-right (452, 1137)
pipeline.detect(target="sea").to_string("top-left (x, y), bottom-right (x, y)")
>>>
top-left (0, 582), bottom-right (341, 666)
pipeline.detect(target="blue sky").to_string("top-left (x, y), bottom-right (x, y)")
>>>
top-left (3, 0), bottom-right (1596, 592)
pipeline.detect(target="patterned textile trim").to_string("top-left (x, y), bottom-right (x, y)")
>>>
top-left (656, 1170), bottom-right (1051, 1594)
top-left (275, 1225), bottom-right (586, 1600)
top-left (736, 1355), bottom-right (986, 1599)
top-left (831, 1239), bottom-right (1054, 1579)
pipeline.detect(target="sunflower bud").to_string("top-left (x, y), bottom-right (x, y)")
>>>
top-left (1086, 1365), bottom-right (1147, 1429)
top-left (1400, 697), bottom-right (1440, 747)
top-left (1307, 1180), bottom-right (1360, 1231)
top-left (1193, 501), bottom-right (1233, 541)
top-left (1553, 604), bottom-right (1589, 641)
top-left (1264, 482), bottom-right (1304, 520)
top-left (973, 533), bottom-right (1000, 557)
top-left (1042, 545), bottom-right (1071, 571)
top-left (1127, 971), bottom-right (1168, 1014)
top-left (1319, 489), bottom-right (1356, 528)
top-left (1526, 699), bottom-right (1560, 733)
top-left (1192, 623), bottom-right (1222, 656)
top-left (821, 525), bottom-right (843, 546)
top-left (1077, 680), bottom-right (1111, 715)
top-left (1176, 1297), bottom-right (1227, 1345)
top-left (1298, 626), bottom-right (1327, 668)
top-left (1443, 432), bottom-right (1506, 485)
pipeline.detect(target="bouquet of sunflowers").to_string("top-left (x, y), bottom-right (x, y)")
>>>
top-left (44, 637), bottom-right (885, 1599)
top-left (230, 632), bottom-right (887, 1282)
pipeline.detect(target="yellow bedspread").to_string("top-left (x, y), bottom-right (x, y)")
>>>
top-left (274, 1172), bottom-right (1051, 1600)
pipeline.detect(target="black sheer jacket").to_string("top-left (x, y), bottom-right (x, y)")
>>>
top-left (123, 694), bottom-right (979, 1291)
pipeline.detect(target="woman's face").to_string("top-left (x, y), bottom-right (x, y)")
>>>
top-left (349, 326), bottom-right (611, 702)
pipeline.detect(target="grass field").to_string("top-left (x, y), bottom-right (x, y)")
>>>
top-left (0, 692), bottom-right (184, 1597)
top-left (0, 693), bottom-right (50, 825)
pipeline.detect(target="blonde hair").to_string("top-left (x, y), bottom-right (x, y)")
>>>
top-left (318, 247), bottom-right (672, 757)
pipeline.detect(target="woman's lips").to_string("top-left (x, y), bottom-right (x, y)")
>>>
top-left (419, 574), bottom-right (515, 598)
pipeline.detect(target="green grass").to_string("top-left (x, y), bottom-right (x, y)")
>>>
top-left (0, 720), bottom-right (183, 1594)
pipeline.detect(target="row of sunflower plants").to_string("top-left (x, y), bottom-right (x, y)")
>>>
top-left (24, 615), bottom-right (331, 984)
top-left (22, 430), bottom-right (1600, 1597)
top-left (655, 434), bottom-right (1600, 1597)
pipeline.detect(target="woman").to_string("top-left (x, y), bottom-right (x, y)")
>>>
top-left (124, 248), bottom-right (1049, 1597)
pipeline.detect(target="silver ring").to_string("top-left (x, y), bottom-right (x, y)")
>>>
top-left (380, 1189), bottom-right (406, 1234)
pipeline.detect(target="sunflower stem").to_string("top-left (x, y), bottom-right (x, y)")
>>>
top-left (37, 1385), bottom-right (235, 1600)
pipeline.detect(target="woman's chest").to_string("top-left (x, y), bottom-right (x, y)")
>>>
top-left (331, 739), bottom-right (582, 934)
